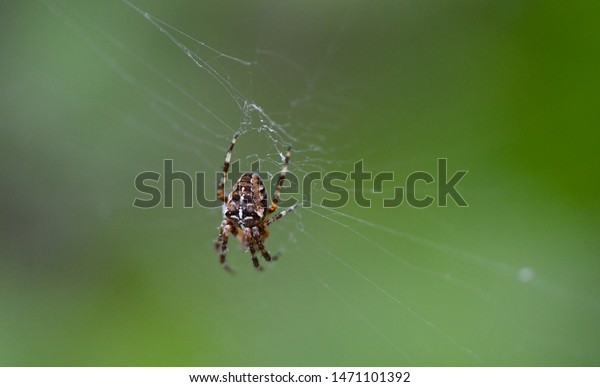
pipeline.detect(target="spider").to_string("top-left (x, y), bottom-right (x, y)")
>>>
top-left (215, 133), bottom-right (298, 272)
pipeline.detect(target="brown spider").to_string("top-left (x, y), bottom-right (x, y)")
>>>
top-left (215, 133), bottom-right (298, 272)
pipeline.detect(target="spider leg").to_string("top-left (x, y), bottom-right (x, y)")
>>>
top-left (252, 226), bottom-right (276, 262)
top-left (215, 221), bottom-right (235, 273)
top-left (243, 228), bottom-right (263, 271)
top-left (267, 146), bottom-right (291, 214)
top-left (217, 132), bottom-right (239, 202)
top-left (265, 202), bottom-right (300, 226)
top-left (249, 243), bottom-right (263, 271)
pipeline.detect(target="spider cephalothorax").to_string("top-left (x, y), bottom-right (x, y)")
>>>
top-left (215, 133), bottom-right (297, 272)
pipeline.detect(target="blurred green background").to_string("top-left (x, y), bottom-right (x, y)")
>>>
top-left (1, 0), bottom-right (599, 366)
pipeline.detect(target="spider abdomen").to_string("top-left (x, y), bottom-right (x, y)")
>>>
top-left (225, 172), bottom-right (268, 227)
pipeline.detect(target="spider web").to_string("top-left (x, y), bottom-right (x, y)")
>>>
top-left (9, 0), bottom-right (598, 366)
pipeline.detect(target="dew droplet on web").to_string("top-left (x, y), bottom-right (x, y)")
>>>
top-left (517, 267), bottom-right (535, 283)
